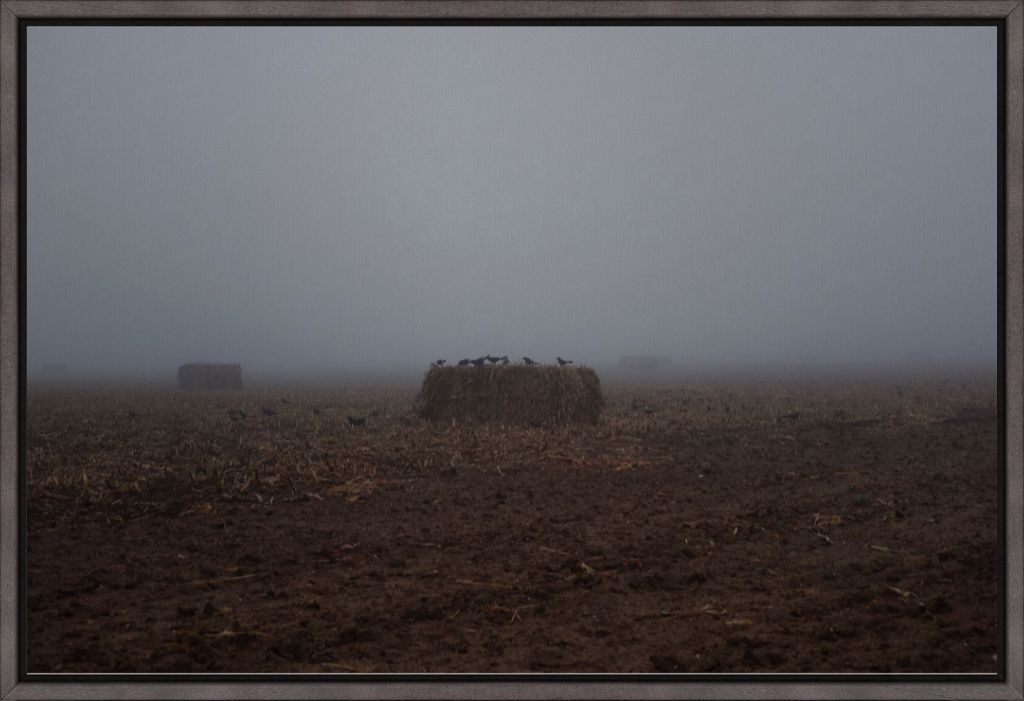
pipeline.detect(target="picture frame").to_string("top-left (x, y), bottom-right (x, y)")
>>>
top-left (0, 1), bottom-right (1020, 699)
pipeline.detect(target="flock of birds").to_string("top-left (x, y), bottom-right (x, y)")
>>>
top-left (432, 355), bottom-right (574, 367)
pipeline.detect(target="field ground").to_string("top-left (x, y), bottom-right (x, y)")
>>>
top-left (26, 377), bottom-right (998, 672)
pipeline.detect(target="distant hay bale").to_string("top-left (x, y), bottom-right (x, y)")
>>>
top-left (177, 363), bottom-right (243, 391)
top-left (417, 365), bottom-right (605, 426)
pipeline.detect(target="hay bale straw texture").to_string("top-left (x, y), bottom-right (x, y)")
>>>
top-left (417, 364), bottom-right (605, 426)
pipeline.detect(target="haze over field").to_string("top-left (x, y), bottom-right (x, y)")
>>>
top-left (26, 26), bottom-right (997, 379)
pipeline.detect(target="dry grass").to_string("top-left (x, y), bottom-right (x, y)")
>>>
top-left (602, 377), bottom-right (995, 430)
top-left (416, 364), bottom-right (605, 426)
top-left (26, 376), bottom-right (995, 526)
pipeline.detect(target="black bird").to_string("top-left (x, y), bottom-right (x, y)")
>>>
top-left (434, 359), bottom-right (446, 367)
top-left (557, 357), bottom-right (573, 366)
top-left (470, 356), bottom-right (487, 367)
top-left (347, 416), bottom-right (367, 427)
top-left (457, 359), bottom-right (471, 366)
top-left (522, 357), bottom-right (537, 365)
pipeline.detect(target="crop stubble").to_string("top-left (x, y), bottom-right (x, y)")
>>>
top-left (26, 378), bottom-right (997, 672)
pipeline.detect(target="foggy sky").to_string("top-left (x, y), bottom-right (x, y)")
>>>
top-left (26, 26), bottom-right (997, 377)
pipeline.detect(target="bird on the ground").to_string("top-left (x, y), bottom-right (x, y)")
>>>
top-left (347, 416), bottom-right (367, 427)
top-left (457, 359), bottom-right (471, 366)
top-left (522, 357), bottom-right (537, 365)
top-left (434, 359), bottom-right (446, 367)
top-left (557, 357), bottom-right (573, 366)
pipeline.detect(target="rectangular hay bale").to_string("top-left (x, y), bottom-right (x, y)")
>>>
top-left (177, 363), bottom-right (243, 391)
top-left (416, 364), bottom-right (605, 426)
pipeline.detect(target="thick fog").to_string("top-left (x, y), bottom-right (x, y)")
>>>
top-left (26, 26), bottom-right (997, 379)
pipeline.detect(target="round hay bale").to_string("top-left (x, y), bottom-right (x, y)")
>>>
top-left (416, 364), bottom-right (605, 426)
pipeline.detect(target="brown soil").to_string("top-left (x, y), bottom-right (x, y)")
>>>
top-left (26, 379), bottom-right (998, 673)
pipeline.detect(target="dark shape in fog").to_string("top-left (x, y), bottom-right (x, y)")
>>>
top-left (522, 357), bottom-right (537, 366)
top-left (557, 357), bottom-right (573, 366)
top-left (176, 363), bottom-right (242, 391)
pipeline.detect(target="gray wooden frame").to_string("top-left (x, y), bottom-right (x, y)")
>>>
top-left (0, 1), bottom-right (1020, 698)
